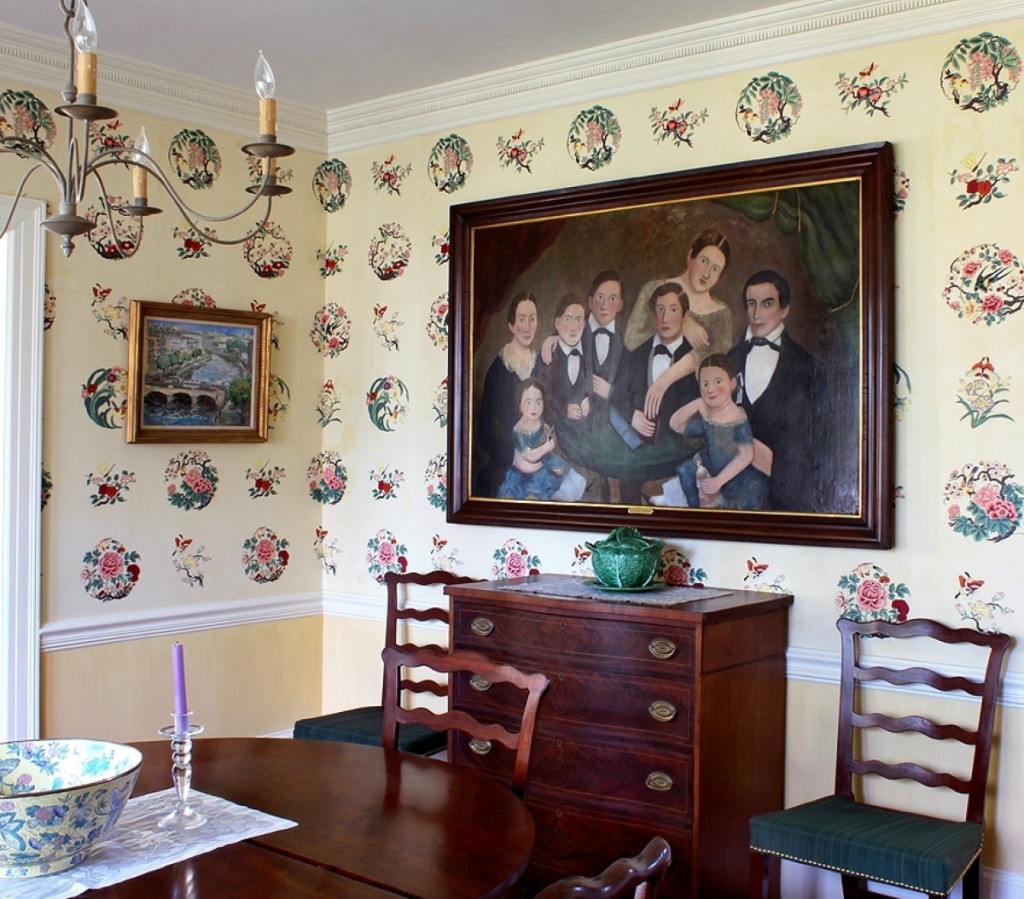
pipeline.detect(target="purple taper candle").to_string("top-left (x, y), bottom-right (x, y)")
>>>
top-left (172, 642), bottom-right (189, 733)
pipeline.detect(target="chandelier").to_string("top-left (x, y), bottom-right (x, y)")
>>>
top-left (0, 0), bottom-right (293, 257)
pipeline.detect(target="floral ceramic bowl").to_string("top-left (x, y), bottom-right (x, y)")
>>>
top-left (0, 739), bottom-right (142, 878)
top-left (585, 527), bottom-right (665, 589)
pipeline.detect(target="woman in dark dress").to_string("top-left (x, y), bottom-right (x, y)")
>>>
top-left (473, 292), bottom-right (540, 496)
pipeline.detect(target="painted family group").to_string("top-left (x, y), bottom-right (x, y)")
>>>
top-left (473, 228), bottom-right (828, 515)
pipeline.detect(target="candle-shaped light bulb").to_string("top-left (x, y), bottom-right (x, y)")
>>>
top-left (132, 127), bottom-right (149, 200)
top-left (255, 51), bottom-right (277, 137)
top-left (71, 1), bottom-right (98, 53)
top-left (72, 2), bottom-right (99, 99)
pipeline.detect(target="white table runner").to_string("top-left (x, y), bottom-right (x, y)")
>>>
top-left (1, 789), bottom-right (296, 898)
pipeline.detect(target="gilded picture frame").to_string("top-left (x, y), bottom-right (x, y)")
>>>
top-left (125, 301), bottom-right (271, 444)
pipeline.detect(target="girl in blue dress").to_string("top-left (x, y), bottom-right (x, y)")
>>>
top-left (668, 354), bottom-right (769, 509)
top-left (498, 379), bottom-right (585, 501)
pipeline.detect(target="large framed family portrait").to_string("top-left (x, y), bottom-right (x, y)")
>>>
top-left (448, 142), bottom-right (894, 549)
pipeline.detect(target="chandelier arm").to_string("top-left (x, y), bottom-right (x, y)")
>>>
top-left (0, 162), bottom-right (49, 238)
top-left (0, 142), bottom-right (68, 197)
top-left (87, 154), bottom-right (276, 245)
top-left (89, 167), bottom-right (141, 260)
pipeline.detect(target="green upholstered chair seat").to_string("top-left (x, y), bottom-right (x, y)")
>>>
top-left (293, 706), bottom-right (447, 755)
top-left (750, 794), bottom-right (983, 895)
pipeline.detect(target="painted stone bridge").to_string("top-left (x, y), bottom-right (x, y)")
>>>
top-left (143, 381), bottom-right (226, 409)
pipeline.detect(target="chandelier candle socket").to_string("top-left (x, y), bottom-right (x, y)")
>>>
top-left (132, 127), bottom-right (149, 200)
top-left (255, 50), bottom-right (276, 139)
top-left (71, 0), bottom-right (97, 99)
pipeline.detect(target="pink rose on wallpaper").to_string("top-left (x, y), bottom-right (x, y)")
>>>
top-left (948, 504), bottom-right (960, 518)
top-left (377, 541), bottom-right (396, 565)
top-left (98, 551), bottom-right (123, 578)
top-left (972, 483), bottom-right (1000, 509)
top-left (961, 260), bottom-right (981, 278)
top-left (505, 552), bottom-right (527, 579)
top-left (986, 499), bottom-right (1018, 521)
top-left (255, 538), bottom-right (277, 563)
top-left (856, 579), bottom-right (887, 612)
top-left (999, 248), bottom-right (1015, 265)
top-left (982, 294), bottom-right (1004, 313)
top-left (664, 563), bottom-right (688, 586)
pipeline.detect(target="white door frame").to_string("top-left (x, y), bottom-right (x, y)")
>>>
top-left (0, 196), bottom-right (45, 741)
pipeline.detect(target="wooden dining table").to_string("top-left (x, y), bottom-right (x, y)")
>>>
top-left (86, 737), bottom-right (534, 898)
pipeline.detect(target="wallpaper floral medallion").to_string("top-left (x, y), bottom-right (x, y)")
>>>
top-left (267, 374), bottom-right (291, 428)
top-left (742, 556), bottom-right (788, 593)
top-left (366, 375), bottom-right (409, 431)
top-left (172, 225), bottom-right (212, 259)
top-left (244, 221), bottom-right (292, 279)
top-left (570, 544), bottom-right (593, 577)
top-left (424, 453), bottom-right (447, 510)
top-left (366, 529), bottom-right (409, 582)
top-left (835, 562), bottom-right (910, 622)
top-left (89, 119), bottom-right (131, 154)
top-left (566, 105), bottom-right (621, 170)
top-left (41, 467), bottom-right (53, 509)
top-left (944, 461), bottom-right (1023, 542)
top-left (81, 367), bottom-right (127, 429)
top-left (307, 450), bottom-right (348, 505)
top-left (894, 363), bottom-right (912, 420)
top-left (835, 63), bottom-right (907, 117)
top-left (943, 243), bottom-right (1024, 324)
top-left (315, 380), bottom-right (343, 427)
top-left (164, 450), bottom-right (218, 511)
top-left (0, 89), bottom-right (55, 148)
top-left (954, 572), bottom-right (1014, 634)
top-left (245, 460), bottom-right (286, 498)
top-left (425, 294), bottom-right (449, 349)
top-left (948, 153), bottom-right (1017, 208)
top-left (317, 243), bottom-right (348, 278)
top-left (368, 222), bottom-right (411, 281)
top-left (86, 195), bottom-right (141, 259)
top-left (309, 303), bottom-right (352, 357)
top-left (428, 134), bottom-right (473, 193)
top-left (242, 526), bottom-right (289, 583)
top-left (314, 526), bottom-right (341, 576)
top-left (90, 284), bottom-right (128, 339)
top-left (661, 548), bottom-right (707, 587)
top-left (649, 98), bottom-right (708, 147)
top-left (43, 284), bottom-right (56, 330)
top-left (957, 357), bottom-right (1012, 428)
top-left (373, 303), bottom-right (403, 351)
top-left (940, 33), bottom-right (1021, 112)
top-left (86, 463), bottom-right (135, 507)
top-left (432, 229), bottom-right (450, 265)
top-left (82, 537), bottom-right (141, 601)
top-left (496, 128), bottom-right (545, 173)
top-left (371, 154), bottom-right (412, 195)
top-left (171, 534), bottom-right (210, 588)
top-left (491, 538), bottom-right (540, 580)
top-left (893, 166), bottom-right (911, 214)
top-left (171, 287), bottom-right (216, 307)
top-left (735, 72), bottom-right (802, 143)
top-left (429, 534), bottom-right (462, 572)
top-left (431, 377), bottom-right (448, 428)
top-left (312, 158), bottom-right (353, 212)
top-left (370, 465), bottom-right (404, 501)
top-left (168, 128), bottom-right (222, 189)
top-left (250, 301), bottom-right (283, 350)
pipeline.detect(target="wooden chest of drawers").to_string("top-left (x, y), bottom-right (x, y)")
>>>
top-left (446, 574), bottom-right (792, 899)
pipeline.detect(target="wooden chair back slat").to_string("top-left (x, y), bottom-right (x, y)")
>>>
top-left (533, 836), bottom-right (673, 899)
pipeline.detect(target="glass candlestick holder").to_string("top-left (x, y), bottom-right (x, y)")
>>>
top-left (157, 714), bottom-right (207, 831)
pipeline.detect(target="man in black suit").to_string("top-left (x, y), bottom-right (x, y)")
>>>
top-left (728, 269), bottom-right (825, 512)
top-left (580, 270), bottom-right (627, 420)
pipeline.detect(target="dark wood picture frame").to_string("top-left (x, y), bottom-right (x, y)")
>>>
top-left (448, 142), bottom-right (894, 549)
top-left (125, 300), bottom-right (271, 444)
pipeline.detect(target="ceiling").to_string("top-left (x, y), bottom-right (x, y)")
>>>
top-left (0, 0), bottom-right (787, 111)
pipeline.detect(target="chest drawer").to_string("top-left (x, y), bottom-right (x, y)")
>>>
top-left (453, 668), bottom-right (693, 746)
top-left (452, 603), bottom-right (695, 676)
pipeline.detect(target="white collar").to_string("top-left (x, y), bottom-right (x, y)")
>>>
top-left (743, 323), bottom-right (786, 344)
top-left (589, 315), bottom-right (615, 333)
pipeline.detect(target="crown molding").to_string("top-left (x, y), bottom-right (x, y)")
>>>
top-left (0, 23), bottom-right (327, 153)
top-left (326, 0), bottom-right (1024, 151)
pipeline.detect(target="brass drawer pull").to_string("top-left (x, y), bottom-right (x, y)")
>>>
top-left (648, 700), bottom-right (677, 722)
top-left (470, 674), bottom-right (492, 692)
top-left (470, 616), bottom-right (494, 636)
top-left (469, 738), bottom-right (492, 755)
top-left (648, 637), bottom-right (677, 660)
top-left (646, 771), bottom-right (673, 792)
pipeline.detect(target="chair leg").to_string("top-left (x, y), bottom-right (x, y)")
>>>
top-left (840, 874), bottom-right (868, 897)
top-left (961, 858), bottom-right (981, 899)
top-left (748, 851), bottom-right (777, 899)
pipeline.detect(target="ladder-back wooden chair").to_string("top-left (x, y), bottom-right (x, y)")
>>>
top-left (533, 836), bottom-right (673, 899)
top-left (293, 570), bottom-right (478, 754)
top-left (381, 643), bottom-right (549, 796)
top-left (749, 617), bottom-right (1010, 899)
